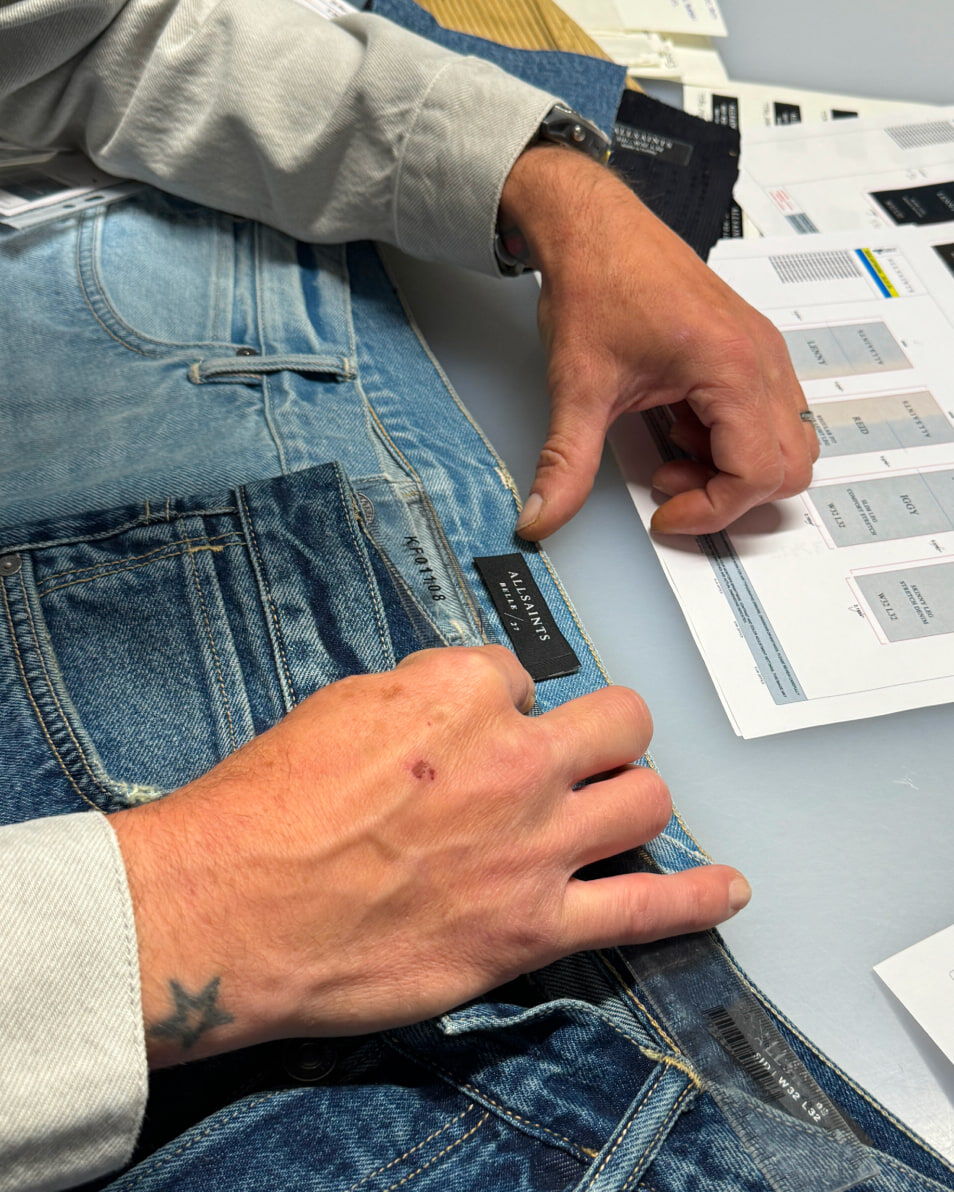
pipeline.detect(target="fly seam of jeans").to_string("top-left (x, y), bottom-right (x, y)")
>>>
top-left (14, 567), bottom-right (112, 798)
top-left (377, 1112), bottom-right (491, 1192)
top-left (0, 508), bottom-right (240, 559)
top-left (235, 486), bottom-right (298, 709)
top-left (331, 464), bottom-right (394, 667)
top-left (37, 532), bottom-right (244, 586)
top-left (384, 1040), bottom-right (591, 1159)
top-left (344, 1103), bottom-right (478, 1192)
top-left (361, 398), bottom-right (485, 639)
top-left (578, 1067), bottom-right (668, 1191)
top-left (620, 1082), bottom-right (695, 1192)
top-left (722, 953), bottom-right (954, 1165)
top-left (76, 207), bottom-right (238, 358)
top-left (35, 544), bottom-right (243, 601)
top-left (124, 1093), bottom-right (284, 1188)
top-left (595, 953), bottom-right (681, 1056)
top-left (0, 579), bottom-right (98, 811)
top-left (185, 545), bottom-right (240, 754)
top-left (259, 374), bottom-right (291, 478)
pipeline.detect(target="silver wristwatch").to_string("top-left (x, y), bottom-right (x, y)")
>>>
top-left (494, 103), bottom-right (613, 276)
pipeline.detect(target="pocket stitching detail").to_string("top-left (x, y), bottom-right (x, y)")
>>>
top-left (39, 532), bottom-right (242, 585)
top-left (186, 546), bottom-right (239, 754)
top-left (377, 1112), bottom-right (490, 1192)
top-left (0, 579), bottom-right (99, 810)
top-left (37, 541), bottom-right (243, 599)
top-left (345, 1103), bottom-right (476, 1192)
top-left (235, 487), bottom-right (298, 708)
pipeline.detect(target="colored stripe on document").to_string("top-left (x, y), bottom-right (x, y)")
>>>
top-left (855, 249), bottom-right (899, 297)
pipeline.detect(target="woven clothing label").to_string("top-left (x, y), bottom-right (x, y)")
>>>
top-left (473, 554), bottom-right (580, 681)
top-left (614, 123), bottom-right (693, 165)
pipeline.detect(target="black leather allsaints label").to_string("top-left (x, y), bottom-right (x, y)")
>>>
top-left (473, 554), bottom-right (580, 681)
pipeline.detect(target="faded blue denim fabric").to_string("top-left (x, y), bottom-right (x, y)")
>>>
top-left (1, 187), bottom-right (953, 1192)
top-left (366, 0), bottom-right (627, 139)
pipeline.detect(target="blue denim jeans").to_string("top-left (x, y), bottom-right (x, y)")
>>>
top-left (1, 185), bottom-right (952, 1192)
top-left (366, 0), bottom-right (627, 139)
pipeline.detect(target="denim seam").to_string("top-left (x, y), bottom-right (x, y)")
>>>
top-left (123, 1093), bottom-right (283, 1187)
top-left (361, 400), bottom-right (486, 640)
top-left (579, 1068), bottom-right (666, 1192)
top-left (0, 508), bottom-right (240, 558)
top-left (254, 231), bottom-right (290, 476)
top-left (875, 1147), bottom-right (954, 1191)
top-left (0, 580), bottom-right (98, 811)
top-left (235, 487), bottom-right (298, 708)
top-left (15, 569), bottom-right (111, 798)
top-left (359, 525), bottom-right (453, 648)
top-left (37, 544), bottom-right (241, 599)
top-left (378, 1111), bottom-right (491, 1192)
top-left (344, 1103), bottom-right (477, 1192)
top-left (331, 466), bottom-right (394, 667)
top-left (639, 1050), bottom-right (702, 1088)
top-left (38, 534), bottom-right (243, 586)
top-left (384, 1041), bottom-right (589, 1158)
top-left (621, 1083), bottom-right (695, 1192)
top-left (186, 546), bottom-right (239, 754)
top-left (597, 953), bottom-right (681, 1055)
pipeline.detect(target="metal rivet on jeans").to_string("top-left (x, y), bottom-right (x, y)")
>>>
top-left (282, 1040), bottom-right (336, 1083)
top-left (0, 554), bottom-right (22, 576)
top-left (235, 347), bottom-right (259, 357)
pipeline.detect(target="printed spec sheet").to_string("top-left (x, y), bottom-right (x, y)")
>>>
top-left (612, 224), bottom-right (954, 736)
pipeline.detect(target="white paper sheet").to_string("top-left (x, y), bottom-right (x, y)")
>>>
top-left (684, 81), bottom-right (936, 130)
top-left (612, 225), bottom-right (954, 737)
top-left (875, 925), bottom-right (954, 1067)
top-left (557, 0), bottom-right (726, 38)
top-left (594, 32), bottom-right (727, 83)
top-left (734, 108), bottom-right (954, 238)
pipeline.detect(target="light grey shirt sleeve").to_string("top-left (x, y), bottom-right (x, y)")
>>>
top-left (0, 812), bottom-right (146, 1192)
top-left (0, 0), bottom-right (558, 274)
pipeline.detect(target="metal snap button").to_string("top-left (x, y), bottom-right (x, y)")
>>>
top-left (282, 1040), bottom-right (336, 1083)
top-left (235, 347), bottom-right (259, 357)
top-left (0, 554), bottom-right (22, 576)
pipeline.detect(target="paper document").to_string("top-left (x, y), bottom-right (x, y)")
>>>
top-left (556, 0), bottom-right (726, 38)
top-left (613, 225), bottom-right (954, 737)
top-left (875, 925), bottom-right (954, 1067)
top-left (684, 82), bottom-right (936, 130)
top-left (293, 0), bottom-right (356, 15)
top-left (595, 32), bottom-right (727, 83)
top-left (0, 153), bottom-right (139, 230)
top-left (735, 108), bottom-right (954, 237)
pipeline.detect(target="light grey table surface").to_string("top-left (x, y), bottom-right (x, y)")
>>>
top-left (383, 2), bottom-right (954, 1164)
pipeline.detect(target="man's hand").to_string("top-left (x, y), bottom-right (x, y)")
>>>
top-left (498, 146), bottom-right (819, 540)
top-left (111, 645), bottom-right (749, 1067)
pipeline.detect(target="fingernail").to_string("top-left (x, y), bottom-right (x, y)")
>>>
top-left (728, 877), bottom-right (752, 914)
top-left (515, 491), bottom-right (543, 532)
top-left (668, 425), bottom-right (690, 453)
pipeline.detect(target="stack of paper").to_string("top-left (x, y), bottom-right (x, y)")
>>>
top-left (555, 0), bottom-right (728, 84)
top-left (613, 109), bottom-right (954, 738)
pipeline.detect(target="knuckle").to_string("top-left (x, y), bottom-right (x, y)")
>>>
top-left (638, 771), bottom-right (673, 839)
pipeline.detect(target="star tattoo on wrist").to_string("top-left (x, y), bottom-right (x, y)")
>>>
top-left (147, 977), bottom-right (234, 1050)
